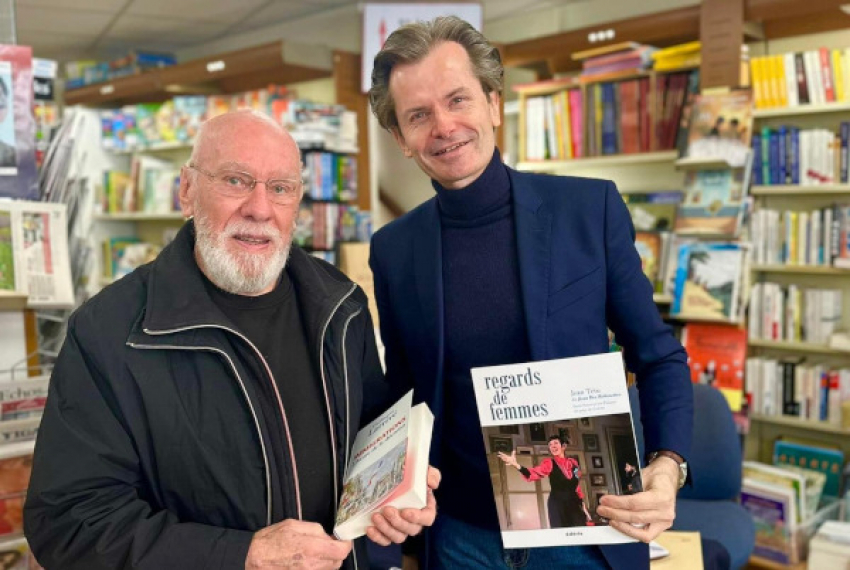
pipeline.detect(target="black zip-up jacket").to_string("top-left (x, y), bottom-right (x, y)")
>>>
top-left (24, 222), bottom-right (394, 569)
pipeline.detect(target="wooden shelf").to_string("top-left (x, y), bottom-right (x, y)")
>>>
top-left (64, 40), bottom-right (333, 106)
top-left (665, 312), bottom-right (742, 325)
top-left (0, 292), bottom-right (27, 311)
top-left (748, 339), bottom-right (850, 356)
top-left (750, 264), bottom-right (850, 275)
top-left (753, 102), bottom-right (850, 119)
top-left (674, 156), bottom-right (736, 170)
top-left (95, 212), bottom-right (186, 221)
top-left (749, 414), bottom-right (850, 436)
top-left (751, 184), bottom-right (850, 196)
top-left (512, 77), bottom-right (580, 97)
top-left (653, 294), bottom-right (673, 304)
top-left (516, 151), bottom-right (678, 172)
top-left (111, 141), bottom-right (192, 155)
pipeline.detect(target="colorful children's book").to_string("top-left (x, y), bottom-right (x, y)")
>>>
top-left (685, 90), bottom-right (753, 168)
top-left (672, 242), bottom-right (747, 321)
top-left (674, 168), bottom-right (748, 237)
top-left (773, 440), bottom-right (844, 498)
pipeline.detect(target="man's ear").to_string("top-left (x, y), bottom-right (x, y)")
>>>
top-left (487, 91), bottom-right (502, 129)
top-left (390, 127), bottom-right (413, 158)
top-left (178, 166), bottom-right (195, 217)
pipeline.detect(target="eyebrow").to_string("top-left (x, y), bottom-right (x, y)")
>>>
top-left (400, 87), bottom-right (472, 118)
top-left (216, 162), bottom-right (296, 178)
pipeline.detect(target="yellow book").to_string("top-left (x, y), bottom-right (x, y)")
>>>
top-left (773, 54), bottom-right (788, 108)
top-left (651, 41), bottom-right (701, 61)
top-left (758, 56), bottom-right (775, 108)
top-left (751, 57), bottom-right (765, 109)
top-left (560, 90), bottom-right (573, 159)
top-left (551, 94), bottom-right (565, 160)
top-left (832, 49), bottom-right (845, 102)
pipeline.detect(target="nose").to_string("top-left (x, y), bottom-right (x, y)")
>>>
top-left (431, 106), bottom-right (454, 138)
top-left (238, 182), bottom-right (274, 221)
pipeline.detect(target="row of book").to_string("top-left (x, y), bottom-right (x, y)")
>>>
top-left (742, 458), bottom-right (834, 565)
top-left (752, 125), bottom-right (850, 186)
top-left (751, 48), bottom-right (850, 109)
top-left (749, 205), bottom-right (850, 268)
top-left (65, 51), bottom-right (177, 89)
top-left (293, 203), bottom-right (371, 252)
top-left (99, 89), bottom-right (357, 153)
top-left (745, 357), bottom-right (850, 425)
top-left (521, 70), bottom-right (696, 160)
top-left (577, 42), bottom-right (656, 81)
top-left (747, 283), bottom-right (843, 345)
top-left (303, 152), bottom-right (358, 202)
top-left (100, 161), bottom-right (180, 215)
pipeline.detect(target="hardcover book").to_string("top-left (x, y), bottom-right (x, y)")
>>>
top-left (684, 90), bottom-right (753, 168)
top-left (674, 168), bottom-right (749, 237)
top-left (333, 390), bottom-right (433, 540)
top-left (470, 352), bottom-right (642, 548)
top-left (681, 323), bottom-right (747, 411)
top-left (672, 242), bottom-right (746, 321)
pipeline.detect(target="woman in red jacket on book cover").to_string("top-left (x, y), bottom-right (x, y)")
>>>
top-left (498, 435), bottom-right (593, 529)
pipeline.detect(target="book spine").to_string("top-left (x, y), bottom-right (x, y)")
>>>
top-left (820, 47), bottom-right (836, 103)
top-left (752, 133), bottom-right (763, 185)
top-left (795, 52), bottom-right (810, 105)
top-left (841, 122), bottom-right (849, 183)
top-left (791, 127), bottom-right (800, 185)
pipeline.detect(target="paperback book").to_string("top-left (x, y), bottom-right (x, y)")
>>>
top-left (333, 390), bottom-right (433, 540)
top-left (672, 242), bottom-right (747, 321)
top-left (674, 168), bottom-right (749, 237)
top-left (681, 323), bottom-right (747, 411)
top-left (470, 352), bottom-right (642, 548)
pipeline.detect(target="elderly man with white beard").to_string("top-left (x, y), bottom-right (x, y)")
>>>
top-left (24, 110), bottom-right (438, 570)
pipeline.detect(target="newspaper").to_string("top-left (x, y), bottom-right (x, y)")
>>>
top-left (2, 200), bottom-right (74, 308)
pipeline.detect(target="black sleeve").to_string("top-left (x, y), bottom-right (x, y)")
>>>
top-left (24, 315), bottom-right (254, 569)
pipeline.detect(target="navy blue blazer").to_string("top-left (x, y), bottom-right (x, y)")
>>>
top-left (369, 167), bottom-right (693, 570)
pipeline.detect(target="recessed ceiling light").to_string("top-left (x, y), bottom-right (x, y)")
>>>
top-left (841, 3), bottom-right (850, 14)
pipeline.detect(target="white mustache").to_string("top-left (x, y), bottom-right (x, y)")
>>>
top-left (224, 222), bottom-right (282, 242)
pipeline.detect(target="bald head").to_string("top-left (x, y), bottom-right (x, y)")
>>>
top-left (189, 110), bottom-right (301, 169)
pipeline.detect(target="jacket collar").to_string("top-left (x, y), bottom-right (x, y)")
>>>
top-left (140, 221), bottom-right (355, 341)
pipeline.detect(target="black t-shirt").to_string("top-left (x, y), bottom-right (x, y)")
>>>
top-left (204, 270), bottom-right (335, 532)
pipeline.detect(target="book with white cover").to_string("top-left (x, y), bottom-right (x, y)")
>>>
top-left (470, 352), bottom-right (642, 548)
top-left (333, 390), bottom-right (433, 540)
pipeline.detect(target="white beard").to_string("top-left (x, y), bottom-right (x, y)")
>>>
top-left (193, 210), bottom-right (290, 295)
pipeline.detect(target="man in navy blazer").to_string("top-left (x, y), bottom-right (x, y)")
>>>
top-left (368, 16), bottom-right (695, 570)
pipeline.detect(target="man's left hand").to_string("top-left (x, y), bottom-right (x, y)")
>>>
top-left (595, 457), bottom-right (678, 542)
top-left (366, 466), bottom-right (441, 546)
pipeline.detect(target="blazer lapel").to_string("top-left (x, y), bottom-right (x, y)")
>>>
top-left (412, 200), bottom-right (445, 405)
top-left (510, 170), bottom-right (552, 361)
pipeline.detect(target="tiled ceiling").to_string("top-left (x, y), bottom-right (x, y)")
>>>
top-left (12, 0), bottom-right (565, 65)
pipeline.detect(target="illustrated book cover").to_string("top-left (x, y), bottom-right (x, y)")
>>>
top-left (470, 352), bottom-right (643, 548)
top-left (333, 390), bottom-right (433, 540)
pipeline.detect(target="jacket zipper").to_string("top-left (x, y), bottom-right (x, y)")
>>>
top-left (318, 283), bottom-right (357, 505)
top-left (339, 305), bottom-right (362, 570)
top-left (138, 323), bottom-right (303, 522)
top-left (126, 341), bottom-right (274, 526)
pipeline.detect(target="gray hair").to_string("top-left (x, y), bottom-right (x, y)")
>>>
top-left (369, 16), bottom-right (503, 132)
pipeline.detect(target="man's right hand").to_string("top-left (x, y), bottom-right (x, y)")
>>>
top-left (245, 519), bottom-right (352, 569)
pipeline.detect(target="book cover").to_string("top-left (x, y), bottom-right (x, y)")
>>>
top-left (674, 169), bottom-right (747, 236)
top-left (680, 323), bottom-right (747, 411)
top-left (773, 440), bottom-right (843, 498)
top-left (741, 479), bottom-right (797, 564)
top-left (634, 232), bottom-right (663, 289)
top-left (0, 45), bottom-right (37, 201)
top-left (470, 352), bottom-right (642, 548)
top-left (685, 90), bottom-right (753, 168)
top-left (333, 390), bottom-right (433, 541)
top-left (672, 242), bottom-right (745, 321)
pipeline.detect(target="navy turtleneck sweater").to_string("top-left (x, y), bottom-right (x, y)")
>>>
top-left (433, 149), bottom-right (531, 529)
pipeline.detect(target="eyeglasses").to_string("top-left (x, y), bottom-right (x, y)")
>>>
top-left (187, 163), bottom-right (302, 205)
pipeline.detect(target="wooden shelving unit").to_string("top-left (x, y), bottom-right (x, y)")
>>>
top-left (0, 293), bottom-right (27, 312)
top-left (752, 101), bottom-right (850, 119)
top-left (747, 339), bottom-right (850, 357)
top-left (750, 264), bottom-right (850, 275)
top-left (751, 184), bottom-right (850, 196)
top-left (517, 150), bottom-right (678, 173)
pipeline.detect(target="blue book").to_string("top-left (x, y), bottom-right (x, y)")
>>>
top-left (751, 134), bottom-right (763, 186)
top-left (769, 131), bottom-right (780, 186)
top-left (840, 122), bottom-right (849, 183)
top-left (790, 127), bottom-right (800, 185)
top-left (601, 83), bottom-right (617, 155)
top-left (777, 126), bottom-right (787, 185)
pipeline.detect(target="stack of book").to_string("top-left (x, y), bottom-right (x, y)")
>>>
top-left (573, 42), bottom-right (657, 82)
top-left (651, 42), bottom-right (701, 72)
top-left (751, 48), bottom-right (850, 109)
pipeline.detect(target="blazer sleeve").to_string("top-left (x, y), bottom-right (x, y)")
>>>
top-left (602, 181), bottom-right (693, 463)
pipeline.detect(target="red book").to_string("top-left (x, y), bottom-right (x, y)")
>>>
top-left (819, 47), bottom-right (835, 103)
top-left (682, 323), bottom-right (747, 411)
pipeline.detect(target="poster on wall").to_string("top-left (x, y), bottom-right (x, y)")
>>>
top-left (0, 45), bottom-right (37, 200)
top-left (361, 3), bottom-right (483, 93)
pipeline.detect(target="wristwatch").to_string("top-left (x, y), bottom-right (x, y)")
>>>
top-left (648, 450), bottom-right (688, 489)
